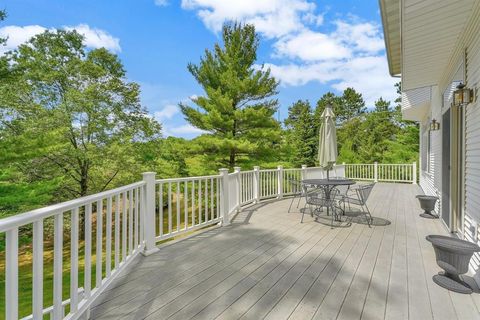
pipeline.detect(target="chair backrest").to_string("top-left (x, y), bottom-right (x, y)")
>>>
top-left (289, 179), bottom-right (302, 193)
top-left (356, 183), bottom-right (375, 204)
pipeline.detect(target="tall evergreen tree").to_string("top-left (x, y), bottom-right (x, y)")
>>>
top-left (339, 87), bottom-right (366, 123)
top-left (284, 100), bottom-right (316, 166)
top-left (180, 22), bottom-right (280, 169)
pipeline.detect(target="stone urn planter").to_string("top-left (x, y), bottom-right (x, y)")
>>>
top-left (416, 195), bottom-right (439, 218)
top-left (426, 235), bottom-right (480, 294)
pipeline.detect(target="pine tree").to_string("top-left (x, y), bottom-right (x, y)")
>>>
top-left (180, 22), bottom-right (280, 169)
top-left (284, 100), bottom-right (316, 166)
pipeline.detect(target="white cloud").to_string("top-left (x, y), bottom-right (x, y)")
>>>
top-left (163, 123), bottom-right (206, 137)
top-left (0, 25), bottom-right (47, 54)
top-left (266, 55), bottom-right (397, 106)
top-left (181, 0), bottom-right (315, 38)
top-left (0, 24), bottom-right (120, 54)
top-left (274, 30), bottom-right (351, 61)
top-left (154, 0), bottom-right (169, 7)
top-left (64, 24), bottom-right (121, 52)
top-left (182, 1), bottom-right (396, 106)
top-left (333, 21), bottom-right (384, 54)
top-left (153, 104), bottom-right (179, 121)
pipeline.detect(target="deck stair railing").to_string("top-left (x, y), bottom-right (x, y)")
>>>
top-left (0, 162), bottom-right (416, 320)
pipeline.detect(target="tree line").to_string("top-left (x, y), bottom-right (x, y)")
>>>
top-left (0, 16), bottom-right (418, 218)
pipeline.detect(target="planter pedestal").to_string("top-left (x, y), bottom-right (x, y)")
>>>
top-left (426, 235), bottom-right (480, 294)
top-left (416, 195), bottom-right (439, 218)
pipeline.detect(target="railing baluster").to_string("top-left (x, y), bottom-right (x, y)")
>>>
top-left (140, 185), bottom-right (145, 246)
top-left (53, 213), bottom-right (63, 318)
top-left (96, 199), bottom-right (103, 288)
top-left (135, 188), bottom-right (139, 248)
top-left (129, 189), bottom-right (133, 254)
top-left (114, 194), bottom-right (120, 269)
top-left (184, 181), bottom-right (188, 230)
top-left (122, 192), bottom-right (127, 262)
top-left (216, 177), bottom-right (220, 218)
top-left (159, 183), bottom-right (163, 237)
top-left (85, 204), bottom-right (92, 298)
top-left (168, 182), bottom-right (172, 234)
top-left (210, 177), bottom-right (214, 220)
top-left (192, 180), bottom-right (195, 226)
top-left (6, 228), bottom-right (18, 320)
top-left (70, 209), bottom-right (79, 313)
top-left (204, 179), bottom-right (208, 221)
top-left (106, 197), bottom-right (112, 277)
top-left (199, 179), bottom-right (202, 224)
top-left (33, 220), bottom-right (43, 319)
top-left (177, 181), bottom-right (180, 231)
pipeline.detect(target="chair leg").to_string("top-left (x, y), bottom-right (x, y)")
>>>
top-left (301, 200), bottom-right (308, 223)
top-left (296, 195), bottom-right (302, 208)
top-left (362, 203), bottom-right (372, 227)
top-left (288, 195), bottom-right (297, 213)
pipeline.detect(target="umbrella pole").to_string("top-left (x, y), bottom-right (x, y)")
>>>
top-left (327, 169), bottom-right (329, 180)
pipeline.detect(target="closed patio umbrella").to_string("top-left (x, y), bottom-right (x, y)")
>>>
top-left (318, 104), bottom-right (337, 179)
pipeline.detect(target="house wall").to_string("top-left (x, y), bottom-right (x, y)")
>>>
top-left (418, 4), bottom-right (480, 274)
top-left (464, 10), bottom-right (480, 272)
top-left (419, 86), bottom-right (442, 216)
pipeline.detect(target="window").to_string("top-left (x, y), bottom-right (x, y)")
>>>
top-left (422, 126), bottom-right (432, 174)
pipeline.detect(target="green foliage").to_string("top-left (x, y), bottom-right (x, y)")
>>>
top-left (287, 83), bottom-right (418, 166)
top-left (315, 88), bottom-right (366, 126)
top-left (180, 22), bottom-right (281, 170)
top-left (0, 29), bottom-right (161, 200)
top-left (284, 100), bottom-right (317, 166)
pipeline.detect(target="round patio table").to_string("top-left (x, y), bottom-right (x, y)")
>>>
top-left (301, 178), bottom-right (356, 220)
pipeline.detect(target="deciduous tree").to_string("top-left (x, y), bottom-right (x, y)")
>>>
top-left (0, 30), bottom-right (161, 199)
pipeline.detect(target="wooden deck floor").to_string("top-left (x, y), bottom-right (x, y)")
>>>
top-left (90, 183), bottom-right (480, 320)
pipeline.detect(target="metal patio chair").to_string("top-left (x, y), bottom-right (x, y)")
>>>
top-left (302, 187), bottom-right (340, 225)
top-left (338, 183), bottom-right (375, 227)
top-left (288, 179), bottom-right (318, 213)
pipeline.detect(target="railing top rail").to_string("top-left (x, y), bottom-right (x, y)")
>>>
top-left (156, 174), bottom-right (220, 183)
top-left (0, 181), bottom-right (146, 233)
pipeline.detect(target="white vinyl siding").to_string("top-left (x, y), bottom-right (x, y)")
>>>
top-left (419, 87), bottom-right (442, 216)
top-left (464, 10), bottom-right (480, 271)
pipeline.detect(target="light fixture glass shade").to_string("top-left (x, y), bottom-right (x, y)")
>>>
top-left (453, 83), bottom-right (474, 107)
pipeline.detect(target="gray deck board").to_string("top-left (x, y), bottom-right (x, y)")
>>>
top-left (91, 183), bottom-right (480, 320)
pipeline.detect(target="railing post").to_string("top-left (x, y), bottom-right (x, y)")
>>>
top-left (301, 165), bottom-right (307, 180)
top-left (277, 165), bottom-right (284, 199)
top-left (142, 172), bottom-right (159, 256)
top-left (374, 162), bottom-right (378, 182)
top-left (234, 167), bottom-right (241, 211)
top-left (412, 161), bottom-right (417, 184)
top-left (253, 166), bottom-right (260, 203)
top-left (219, 168), bottom-right (230, 225)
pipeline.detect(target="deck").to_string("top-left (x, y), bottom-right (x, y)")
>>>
top-left (90, 183), bottom-right (480, 320)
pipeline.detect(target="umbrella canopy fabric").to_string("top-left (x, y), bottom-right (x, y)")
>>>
top-left (318, 105), bottom-right (337, 175)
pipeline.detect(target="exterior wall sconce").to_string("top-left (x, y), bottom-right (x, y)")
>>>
top-left (453, 83), bottom-right (475, 107)
top-left (430, 119), bottom-right (440, 131)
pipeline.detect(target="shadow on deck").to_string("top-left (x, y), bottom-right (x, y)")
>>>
top-left (90, 183), bottom-right (480, 320)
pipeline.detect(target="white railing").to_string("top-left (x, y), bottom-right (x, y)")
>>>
top-left (0, 180), bottom-right (146, 320)
top-left (344, 162), bottom-right (417, 184)
top-left (155, 174), bottom-right (222, 241)
top-left (1, 162), bottom-right (416, 320)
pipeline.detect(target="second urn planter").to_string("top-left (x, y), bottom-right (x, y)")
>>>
top-left (426, 235), bottom-right (480, 294)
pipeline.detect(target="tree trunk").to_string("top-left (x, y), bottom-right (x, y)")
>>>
top-left (229, 148), bottom-right (235, 171)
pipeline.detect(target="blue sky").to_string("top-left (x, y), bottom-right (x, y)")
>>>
top-left (1, 0), bottom-right (396, 139)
